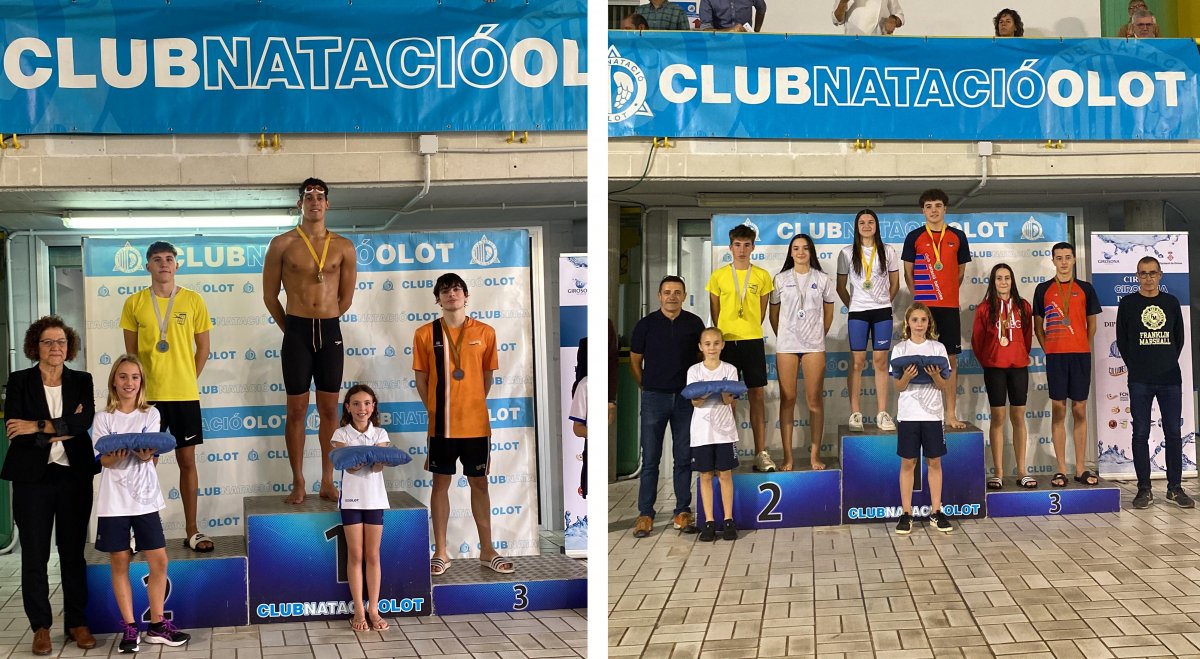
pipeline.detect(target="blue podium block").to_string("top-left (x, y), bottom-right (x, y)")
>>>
top-left (694, 469), bottom-right (842, 529)
top-left (85, 536), bottom-right (248, 633)
top-left (986, 481), bottom-right (1121, 517)
top-left (432, 555), bottom-right (586, 615)
top-left (841, 424), bottom-right (986, 524)
top-left (245, 492), bottom-right (431, 623)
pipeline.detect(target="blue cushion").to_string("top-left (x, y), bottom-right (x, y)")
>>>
top-left (330, 445), bottom-right (412, 470)
top-left (681, 379), bottom-right (749, 399)
top-left (94, 432), bottom-right (177, 456)
top-left (890, 355), bottom-right (951, 384)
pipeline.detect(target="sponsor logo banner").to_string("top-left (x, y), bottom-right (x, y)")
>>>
top-left (1090, 232), bottom-right (1195, 478)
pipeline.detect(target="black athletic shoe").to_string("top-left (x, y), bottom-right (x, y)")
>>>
top-left (721, 519), bottom-right (737, 541)
top-left (931, 510), bottom-right (954, 533)
top-left (1132, 488), bottom-right (1154, 509)
top-left (1168, 488), bottom-right (1195, 509)
top-left (145, 619), bottom-right (190, 647)
top-left (699, 521), bottom-right (716, 542)
top-left (118, 622), bottom-right (139, 654)
top-left (895, 513), bottom-right (913, 535)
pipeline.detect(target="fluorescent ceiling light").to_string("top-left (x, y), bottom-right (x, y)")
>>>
top-left (62, 213), bottom-right (298, 230)
top-left (697, 193), bottom-right (887, 208)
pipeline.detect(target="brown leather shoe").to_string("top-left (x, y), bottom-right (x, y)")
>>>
top-left (31, 628), bottom-right (51, 656)
top-left (633, 515), bottom-right (653, 538)
top-left (67, 626), bottom-right (97, 649)
top-left (672, 511), bottom-right (694, 531)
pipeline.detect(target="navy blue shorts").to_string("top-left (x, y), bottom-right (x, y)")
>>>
top-left (1046, 353), bottom-right (1091, 402)
top-left (847, 307), bottom-right (893, 352)
top-left (691, 443), bottom-right (738, 473)
top-left (340, 508), bottom-right (384, 526)
top-left (896, 421), bottom-right (946, 460)
top-left (96, 512), bottom-right (166, 553)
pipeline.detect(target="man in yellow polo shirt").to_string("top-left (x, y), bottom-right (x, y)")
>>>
top-left (706, 224), bottom-right (776, 471)
top-left (121, 241), bottom-right (213, 552)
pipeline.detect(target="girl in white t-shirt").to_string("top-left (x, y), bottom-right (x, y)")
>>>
top-left (769, 233), bottom-right (838, 471)
top-left (686, 328), bottom-right (741, 542)
top-left (93, 355), bottom-right (189, 651)
top-left (332, 384), bottom-right (392, 632)
top-left (890, 304), bottom-right (953, 536)
top-left (836, 209), bottom-right (901, 433)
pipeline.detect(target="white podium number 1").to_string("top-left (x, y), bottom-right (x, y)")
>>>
top-left (1048, 492), bottom-right (1062, 515)
top-left (758, 482), bottom-right (783, 522)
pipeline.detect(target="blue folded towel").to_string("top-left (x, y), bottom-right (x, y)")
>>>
top-left (890, 355), bottom-right (951, 384)
top-left (330, 445), bottom-right (412, 470)
top-left (94, 432), bottom-right (177, 456)
top-left (681, 379), bottom-right (749, 399)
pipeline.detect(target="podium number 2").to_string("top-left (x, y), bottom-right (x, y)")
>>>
top-left (513, 584), bottom-right (529, 611)
top-left (758, 482), bottom-right (783, 522)
top-left (1048, 492), bottom-right (1062, 515)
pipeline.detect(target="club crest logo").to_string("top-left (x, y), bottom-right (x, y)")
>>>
top-left (1020, 216), bottom-right (1044, 241)
top-left (470, 235), bottom-right (500, 266)
top-left (113, 241), bottom-right (142, 274)
top-left (609, 45), bottom-right (653, 123)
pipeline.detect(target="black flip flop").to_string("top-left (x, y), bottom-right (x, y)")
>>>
top-left (1074, 470), bottom-right (1099, 486)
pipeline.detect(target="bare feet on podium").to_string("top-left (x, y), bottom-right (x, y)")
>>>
top-left (946, 417), bottom-right (967, 429)
top-left (810, 452), bottom-right (826, 471)
top-left (779, 460), bottom-right (793, 472)
top-left (284, 480), bottom-right (306, 504)
top-left (319, 480), bottom-right (340, 502)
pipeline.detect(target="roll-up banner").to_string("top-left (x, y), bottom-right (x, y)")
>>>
top-left (82, 230), bottom-right (539, 558)
top-left (711, 213), bottom-right (1069, 480)
top-left (0, 0), bottom-right (586, 134)
top-left (558, 254), bottom-right (587, 558)
top-left (1090, 232), bottom-right (1196, 479)
top-left (610, 33), bottom-right (1200, 140)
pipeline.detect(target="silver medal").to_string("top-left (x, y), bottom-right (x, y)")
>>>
top-left (156, 340), bottom-right (169, 353)
top-left (452, 369), bottom-right (465, 380)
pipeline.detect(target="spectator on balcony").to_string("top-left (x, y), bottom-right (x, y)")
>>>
top-left (833, 0), bottom-right (903, 36)
top-left (699, 0), bottom-right (766, 32)
top-left (620, 13), bottom-right (650, 30)
top-left (638, 0), bottom-right (691, 30)
top-left (1129, 10), bottom-right (1158, 39)
top-left (1117, 1), bottom-right (1160, 38)
top-left (994, 8), bottom-right (1024, 37)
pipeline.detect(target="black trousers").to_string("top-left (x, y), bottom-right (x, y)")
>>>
top-left (12, 465), bottom-right (93, 631)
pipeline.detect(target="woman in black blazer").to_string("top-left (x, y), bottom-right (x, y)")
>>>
top-left (1, 317), bottom-right (98, 655)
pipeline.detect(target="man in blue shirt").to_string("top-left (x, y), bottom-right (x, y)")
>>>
top-left (630, 276), bottom-right (706, 537)
top-left (699, 0), bottom-right (766, 32)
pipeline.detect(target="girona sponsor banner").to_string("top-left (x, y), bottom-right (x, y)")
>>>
top-left (82, 230), bottom-right (539, 559)
top-left (558, 254), bottom-right (586, 557)
top-left (711, 212), bottom-right (1068, 481)
top-left (1090, 232), bottom-right (1195, 479)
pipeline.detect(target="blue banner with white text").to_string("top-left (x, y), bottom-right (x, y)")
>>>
top-left (0, 0), bottom-right (586, 134)
top-left (609, 33), bottom-right (1200, 140)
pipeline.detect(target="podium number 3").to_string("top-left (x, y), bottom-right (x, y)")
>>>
top-left (758, 482), bottom-right (783, 522)
top-left (1048, 492), bottom-right (1062, 515)
top-left (513, 584), bottom-right (529, 611)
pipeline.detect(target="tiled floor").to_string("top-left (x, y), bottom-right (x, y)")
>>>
top-left (609, 474), bottom-right (1200, 658)
top-left (0, 532), bottom-right (585, 658)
